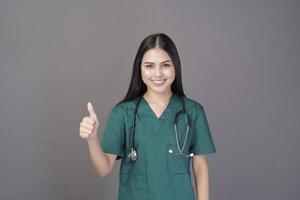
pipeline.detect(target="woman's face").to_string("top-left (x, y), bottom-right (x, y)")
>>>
top-left (141, 48), bottom-right (175, 95)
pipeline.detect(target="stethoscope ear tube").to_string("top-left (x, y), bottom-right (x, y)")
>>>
top-left (128, 97), bottom-right (142, 161)
top-left (175, 96), bottom-right (192, 126)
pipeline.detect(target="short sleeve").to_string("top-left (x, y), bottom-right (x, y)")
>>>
top-left (190, 105), bottom-right (216, 155)
top-left (100, 108), bottom-right (125, 160)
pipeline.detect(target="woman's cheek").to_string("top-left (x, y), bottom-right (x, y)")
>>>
top-left (164, 68), bottom-right (175, 79)
top-left (142, 70), bottom-right (152, 81)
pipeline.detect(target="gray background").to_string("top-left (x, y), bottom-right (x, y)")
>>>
top-left (0, 0), bottom-right (299, 199)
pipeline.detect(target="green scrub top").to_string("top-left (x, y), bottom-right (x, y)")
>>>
top-left (101, 93), bottom-right (216, 200)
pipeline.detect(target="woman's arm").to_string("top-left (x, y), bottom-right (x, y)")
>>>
top-left (79, 102), bottom-right (117, 177)
top-left (86, 137), bottom-right (117, 177)
top-left (192, 155), bottom-right (210, 200)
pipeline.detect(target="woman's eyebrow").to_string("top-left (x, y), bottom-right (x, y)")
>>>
top-left (143, 60), bottom-right (171, 64)
top-left (161, 60), bottom-right (171, 63)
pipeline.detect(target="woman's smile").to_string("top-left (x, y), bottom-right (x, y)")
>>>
top-left (151, 79), bottom-right (167, 86)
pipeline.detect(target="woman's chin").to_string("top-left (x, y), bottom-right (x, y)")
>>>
top-left (148, 86), bottom-right (171, 94)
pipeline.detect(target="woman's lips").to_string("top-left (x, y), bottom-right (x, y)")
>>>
top-left (151, 79), bottom-right (166, 86)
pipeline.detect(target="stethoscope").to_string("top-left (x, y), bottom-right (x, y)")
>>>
top-left (128, 94), bottom-right (194, 162)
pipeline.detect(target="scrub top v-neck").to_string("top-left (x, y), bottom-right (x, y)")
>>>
top-left (101, 93), bottom-right (216, 200)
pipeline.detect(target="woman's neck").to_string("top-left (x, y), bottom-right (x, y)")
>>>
top-left (143, 90), bottom-right (173, 105)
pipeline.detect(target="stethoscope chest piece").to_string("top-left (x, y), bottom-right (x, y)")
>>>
top-left (128, 148), bottom-right (137, 161)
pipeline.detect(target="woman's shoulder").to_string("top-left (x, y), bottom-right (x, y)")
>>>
top-left (183, 96), bottom-right (206, 113)
top-left (110, 98), bottom-right (137, 116)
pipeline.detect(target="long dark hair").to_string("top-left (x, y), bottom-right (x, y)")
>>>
top-left (116, 33), bottom-right (185, 106)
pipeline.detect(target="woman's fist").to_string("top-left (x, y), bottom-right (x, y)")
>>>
top-left (79, 102), bottom-right (99, 140)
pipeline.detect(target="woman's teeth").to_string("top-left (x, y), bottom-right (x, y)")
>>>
top-left (152, 79), bottom-right (166, 86)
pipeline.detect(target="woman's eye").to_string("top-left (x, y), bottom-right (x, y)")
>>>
top-left (145, 65), bottom-right (152, 68)
top-left (163, 64), bottom-right (170, 67)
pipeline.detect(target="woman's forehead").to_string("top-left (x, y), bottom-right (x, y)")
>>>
top-left (142, 48), bottom-right (171, 63)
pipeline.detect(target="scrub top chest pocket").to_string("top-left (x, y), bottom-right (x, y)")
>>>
top-left (161, 112), bottom-right (192, 173)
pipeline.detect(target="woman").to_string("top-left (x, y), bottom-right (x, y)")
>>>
top-left (79, 33), bottom-right (216, 200)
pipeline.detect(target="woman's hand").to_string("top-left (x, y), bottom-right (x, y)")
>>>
top-left (79, 102), bottom-right (99, 141)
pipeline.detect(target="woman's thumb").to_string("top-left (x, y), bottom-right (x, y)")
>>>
top-left (87, 102), bottom-right (98, 119)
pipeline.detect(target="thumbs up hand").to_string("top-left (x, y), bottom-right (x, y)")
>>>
top-left (79, 102), bottom-right (99, 140)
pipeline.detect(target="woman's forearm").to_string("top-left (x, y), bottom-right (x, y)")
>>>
top-left (193, 162), bottom-right (210, 200)
top-left (86, 137), bottom-right (111, 176)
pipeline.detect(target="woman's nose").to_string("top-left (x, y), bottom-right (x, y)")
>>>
top-left (154, 66), bottom-right (162, 76)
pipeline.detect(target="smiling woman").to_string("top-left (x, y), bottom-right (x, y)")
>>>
top-left (79, 33), bottom-right (216, 200)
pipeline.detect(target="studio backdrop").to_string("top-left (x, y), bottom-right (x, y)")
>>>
top-left (0, 0), bottom-right (299, 199)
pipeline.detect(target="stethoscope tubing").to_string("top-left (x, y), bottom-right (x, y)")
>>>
top-left (128, 94), bottom-right (192, 161)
